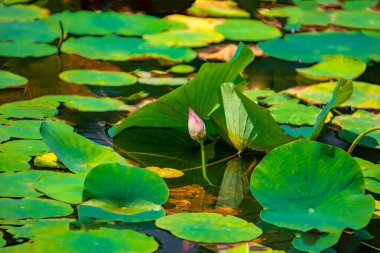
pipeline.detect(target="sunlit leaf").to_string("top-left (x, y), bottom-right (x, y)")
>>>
top-left (145, 166), bottom-right (184, 178)
top-left (0, 97), bottom-right (59, 119)
top-left (138, 77), bottom-right (188, 86)
top-left (0, 4), bottom-right (49, 22)
top-left (363, 165), bottom-right (380, 194)
top-left (59, 70), bottom-right (137, 87)
top-left (34, 152), bottom-right (65, 169)
top-left (334, 10), bottom-right (380, 30)
top-left (0, 139), bottom-right (50, 156)
top-left (165, 14), bottom-right (224, 31)
top-left (0, 153), bottom-right (31, 172)
top-left (0, 171), bottom-right (48, 197)
top-left (168, 64), bottom-right (195, 73)
top-left (0, 70), bottom-right (27, 89)
top-left (187, 0), bottom-right (250, 18)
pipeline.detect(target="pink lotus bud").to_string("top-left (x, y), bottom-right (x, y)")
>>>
top-left (188, 108), bottom-right (206, 141)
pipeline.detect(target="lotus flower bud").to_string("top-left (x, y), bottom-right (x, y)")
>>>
top-left (188, 108), bottom-right (206, 141)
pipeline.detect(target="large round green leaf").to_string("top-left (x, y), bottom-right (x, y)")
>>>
top-left (0, 70), bottom-right (27, 89)
top-left (0, 21), bottom-right (60, 42)
top-left (0, 171), bottom-right (48, 197)
top-left (0, 41), bottom-right (57, 58)
top-left (216, 19), bottom-right (282, 41)
top-left (143, 29), bottom-right (224, 47)
top-left (0, 97), bottom-right (59, 119)
top-left (332, 110), bottom-right (379, 149)
top-left (61, 35), bottom-right (196, 63)
top-left (250, 140), bottom-right (375, 233)
top-left (0, 4), bottom-right (49, 22)
top-left (0, 153), bottom-right (31, 172)
top-left (156, 212), bottom-right (262, 243)
top-left (138, 77), bottom-right (188, 86)
top-left (0, 198), bottom-right (73, 219)
top-left (0, 140), bottom-right (49, 156)
top-left (187, 0), bottom-right (250, 18)
top-left (285, 81), bottom-right (380, 109)
top-left (79, 163), bottom-right (169, 222)
top-left (258, 31), bottom-right (380, 63)
top-left (293, 231), bottom-right (341, 253)
top-left (334, 10), bottom-right (380, 30)
top-left (59, 70), bottom-right (137, 87)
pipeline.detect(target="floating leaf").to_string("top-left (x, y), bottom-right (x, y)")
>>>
top-left (0, 20), bottom-right (60, 43)
top-left (156, 212), bottom-right (262, 243)
top-left (216, 19), bottom-right (282, 41)
top-left (33, 171), bottom-right (86, 204)
top-left (0, 171), bottom-right (48, 197)
top-left (296, 55), bottom-right (366, 80)
top-left (363, 165), bottom-right (380, 194)
top-left (332, 110), bottom-right (379, 149)
top-left (0, 4), bottom-right (49, 22)
top-left (145, 166), bottom-right (184, 178)
top-left (250, 140), bottom-right (375, 233)
top-left (0, 70), bottom-right (27, 89)
top-left (293, 231), bottom-right (341, 253)
top-left (165, 14), bottom-right (224, 31)
top-left (113, 42), bottom-right (254, 135)
top-left (0, 140), bottom-right (49, 156)
top-left (243, 89), bottom-right (276, 101)
top-left (59, 70), bottom-right (137, 87)
top-left (78, 163), bottom-right (169, 222)
top-left (0, 198), bottom-right (73, 219)
top-left (47, 10), bottom-right (175, 36)
top-left (354, 157), bottom-right (374, 171)
top-left (286, 81), bottom-right (380, 109)
top-left (256, 92), bottom-right (299, 105)
top-left (40, 122), bottom-right (127, 173)
top-left (218, 83), bottom-right (295, 152)
top-left (342, 0), bottom-right (378, 10)
top-left (144, 29), bottom-right (224, 47)
top-left (138, 77), bottom-right (188, 86)
top-left (0, 234), bottom-right (4, 248)
top-left (334, 10), bottom-right (380, 30)
top-left (168, 64), bottom-right (195, 73)
top-left (258, 31), bottom-right (380, 63)
top-left (0, 97), bottom-right (59, 119)
top-left (0, 41), bottom-right (57, 58)
top-left (187, 0), bottom-right (250, 18)
top-left (197, 43), bottom-right (264, 61)
top-left (61, 35), bottom-right (196, 63)
top-left (0, 153), bottom-right (31, 172)
top-left (34, 152), bottom-right (65, 169)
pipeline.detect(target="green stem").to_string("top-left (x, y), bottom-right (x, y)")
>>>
top-left (347, 126), bottom-right (380, 154)
top-left (199, 139), bottom-right (212, 185)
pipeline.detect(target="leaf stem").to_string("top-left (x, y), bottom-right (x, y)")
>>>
top-left (199, 139), bottom-right (212, 185)
top-left (347, 126), bottom-right (380, 154)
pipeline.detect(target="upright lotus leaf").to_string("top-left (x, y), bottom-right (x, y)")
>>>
top-left (138, 77), bottom-right (188, 86)
top-left (0, 171), bottom-right (49, 197)
top-left (0, 153), bottom-right (31, 172)
top-left (296, 55), bottom-right (366, 81)
top-left (156, 212), bottom-right (262, 243)
top-left (333, 10), bottom-right (380, 30)
top-left (30, 227), bottom-right (159, 253)
top-left (0, 198), bottom-right (73, 219)
top-left (33, 171), bottom-right (87, 204)
top-left (0, 97), bottom-right (59, 119)
top-left (332, 110), bottom-right (379, 149)
top-left (47, 10), bottom-right (174, 36)
top-left (143, 29), bottom-right (224, 47)
top-left (285, 81), bottom-right (380, 109)
top-left (0, 140), bottom-right (50, 156)
top-left (250, 140), bottom-right (375, 233)
top-left (219, 83), bottom-right (295, 152)
top-left (0, 20), bottom-right (60, 42)
top-left (40, 122), bottom-right (127, 173)
top-left (0, 41), bottom-right (57, 58)
top-left (113, 42), bottom-right (254, 135)
top-left (216, 19), bottom-right (282, 41)
top-left (187, 0), bottom-right (250, 18)
top-left (292, 232), bottom-right (342, 253)
top-left (78, 163), bottom-right (169, 222)
top-left (59, 70), bottom-right (137, 87)
top-left (283, 79), bottom-right (353, 139)
top-left (0, 4), bottom-right (49, 22)
top-left (258, 31), bottom-right (380, 63)
top-left (363, 165), bottom-right (380, 194)
top-left (61, 35), bottom-right (196, 63)
top-left (0, 70), bottom-right (27, 89)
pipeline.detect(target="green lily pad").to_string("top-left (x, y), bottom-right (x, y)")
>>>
top-left (258, 93), bottom-right (299, 105)
top-left (332, 110), bottom-right (380, 149)
top-left (59, 70), bottom-right (137, 87)
top-left (113, 42), bottom-right (254, 135)
top-left (30, 227), bottom-right (158, 253)
top-left (216, 19), bottom-right (282, 41)
top-left (40, 121), bottom-right (127, 173)
top-left (138, 77), bottom-right (188, 86)
top-left (0, 139), bottom-right (49, 156)
top-left (250, 140), bottom-right (375, 233)
top-left (0, 128), bottom-right (10, 143)
top-left (334, 10), bottom-right (380, 30)
top-left (34, 152), bottom-right (65, 169)
top-left (187, 0), bottom-right (250, 18)
top-left (296, 55), bottom-right (366, 81)
top-left (0, 198), bottom-right (73, 219)
top-left (243, 89), bottom-right (276, 101)
top-left (0, 70), bottom-right (27, 89)
top-left (354, 157), bottom-right (374, 171)
top-left (143, 29), bottom-right (224, 47)
top-left (342, 0), bottom-right (378, 10)
top-left (33, 171), bottom-right (86, 204)
top-left (47, 10), bottom-right (175, 36)
top-left (156, 212), bottom-right (262, 243)
top-left (168, 64), bottom-right (195, 73)
top-left (78, 163), bottom-right (169, 222)
top-left (293, 231), bottom-right (341, 253)
top-left (0, 97), bottom-right (59, 119)
top-left (0, 4), bottom-right (49, 22)
top-left (0, 20), bottom-right (60, 43)
top-left (0, 41), bottom-right (57, 58)
top-left (258, 31), bottom-right (380, 63)
top-left (218, 83), bottom-right (294, 152)
top-left (0, 153), bottom-right (31, 172)
top-left (0, 171), bottom-right (48, 197)
top-left (0, 234), bottom-right (4, 248)
top-left (363, 165), bottom-right (380, 194)
top-left (61, 35), bottom-right (196, 63)
top-left (286, 81), bottom-right (380, 109)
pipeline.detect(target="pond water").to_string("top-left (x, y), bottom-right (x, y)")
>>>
top-left (0, 0), bottom-right (379, 252)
